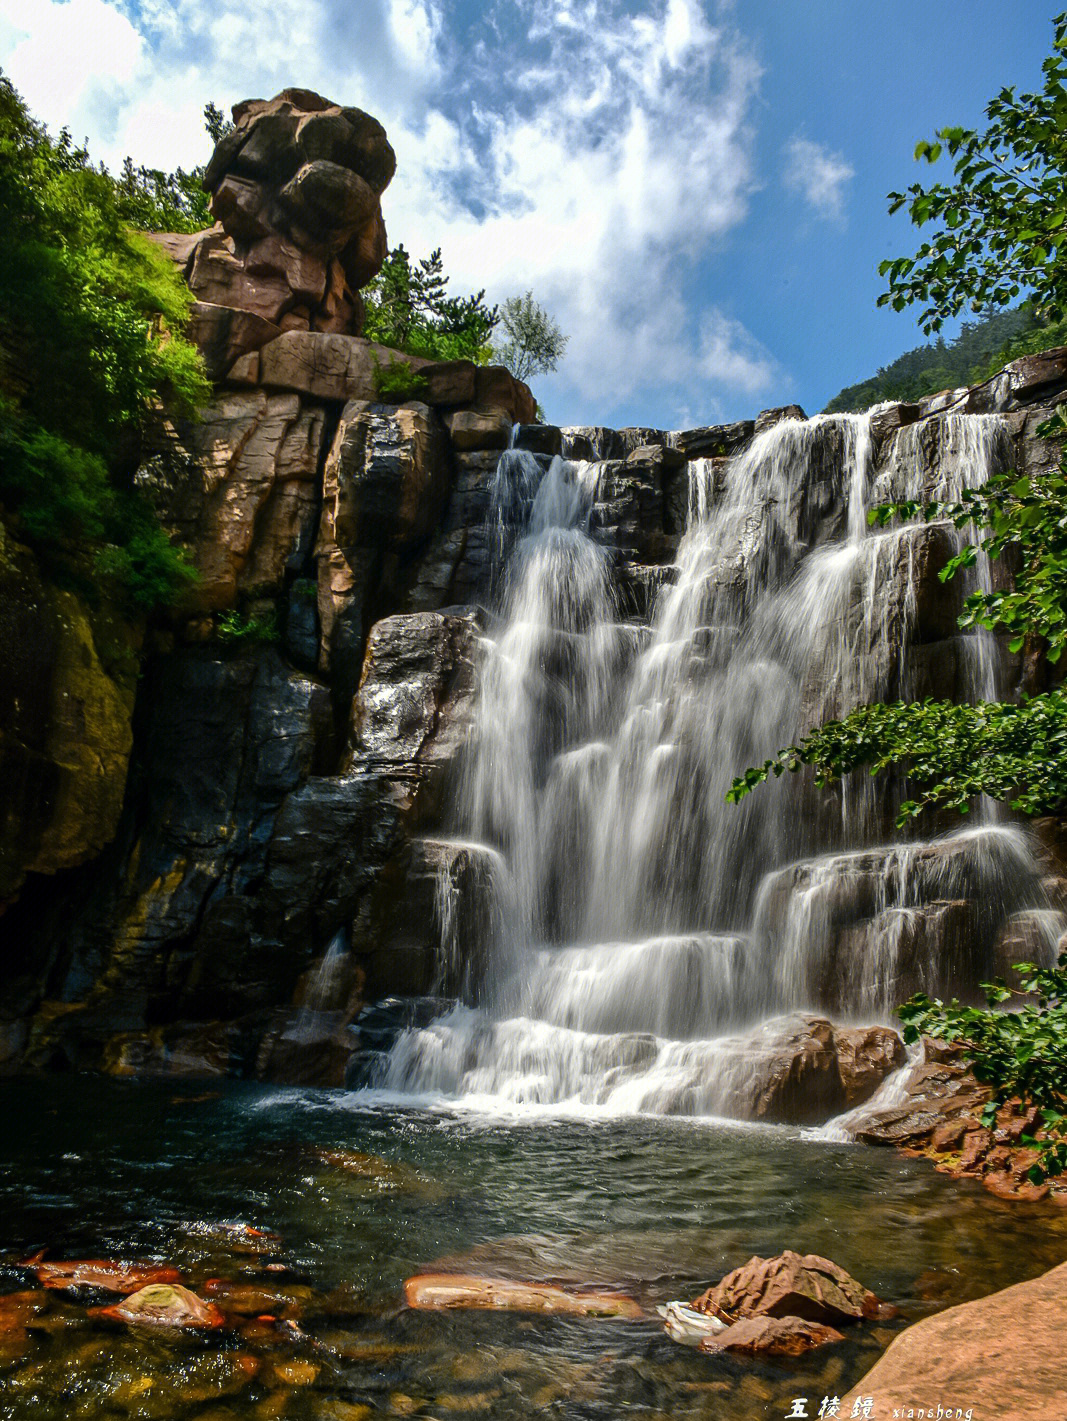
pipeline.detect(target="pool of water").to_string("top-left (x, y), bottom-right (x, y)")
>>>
top-left (1, 1076), bottom-right (1065, 1420)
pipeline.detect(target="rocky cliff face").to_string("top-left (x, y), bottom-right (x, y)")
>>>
top-left (3, 92), bottom-right (1067, 1085)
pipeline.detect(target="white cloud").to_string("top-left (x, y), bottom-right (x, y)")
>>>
top-left (783, 135), bottom-right (854, 221)
top-left (0, 0), bottom-right (778, 425)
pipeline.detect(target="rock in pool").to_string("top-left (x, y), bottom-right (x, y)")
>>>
top-left (91, 1283), bottom-right (225, 1329)
top-left (403, 1274), bottom-right (644, 1319)
top-left (692, 1250), bottom-right (885, 1325)
top-left (700, 1314), bottom-right (846, 1356)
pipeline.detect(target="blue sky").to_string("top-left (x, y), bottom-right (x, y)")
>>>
top-left (0, 0), bottom-right (1056, 428)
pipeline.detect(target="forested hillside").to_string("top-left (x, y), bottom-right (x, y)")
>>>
top-left (824, 305), bottom-right (1066, 412)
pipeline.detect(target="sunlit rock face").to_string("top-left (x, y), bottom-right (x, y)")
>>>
top-left (151, 87), bottom-right (395, 363)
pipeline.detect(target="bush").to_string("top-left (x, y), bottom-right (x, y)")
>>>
top-left (0, 72), bottom-right (207, 610)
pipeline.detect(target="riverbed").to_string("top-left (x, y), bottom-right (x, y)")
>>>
top-left (1, 1077), bottom-right (1065, 1419)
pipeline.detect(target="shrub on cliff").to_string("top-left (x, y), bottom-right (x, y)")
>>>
top-left (0, 74), bottom-right (207, 608)
top-left (363, 245), bottom-right (499, 363)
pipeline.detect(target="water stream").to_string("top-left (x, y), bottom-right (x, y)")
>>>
top-left (375, 414), bottom-right (1061, 1117)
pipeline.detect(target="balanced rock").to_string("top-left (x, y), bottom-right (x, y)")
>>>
top-left (149, 88), bottom-right (395, 370)
top-left (692, 1250), bottom-right (882, 1325)
top-left (699, 1314), bottom-right (845, 1356)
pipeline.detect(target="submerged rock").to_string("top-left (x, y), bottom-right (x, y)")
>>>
top-left (402, 1274), bottom-right (644, 1318)
top-left (92, 1283), bottom-right (225, 1329)
top-left (700, 1313), bottom-right (845, 1356)
top-left (692, 1250), bottom-right (883, 1326)
top-left (34, 1259), bottom-right (181, 1294)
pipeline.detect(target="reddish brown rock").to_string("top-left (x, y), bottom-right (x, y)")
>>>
top-left (402, 1274), bottom-right (643, 1318)
top-left (692, 1251), bottom-right (882, 1326)
top-left (35, 1259), bottom-right (181, 1293)
top-left (699, 1313), bottom-right (845, 1356)
top-left (92, 1283), bottom-right (225, 1329)
top-left (834, 1025), bottom-right (907, 1107)
top-left (840, 1261), bottom-right (1067, 1421)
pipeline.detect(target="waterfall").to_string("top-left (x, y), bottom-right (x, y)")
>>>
top-left (372, 413), bottom-right (1058, 1118)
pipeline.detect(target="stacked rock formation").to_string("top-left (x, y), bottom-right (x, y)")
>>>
top-left (149, 88), bottom-right (395, 376)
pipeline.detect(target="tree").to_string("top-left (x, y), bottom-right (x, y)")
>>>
top-left (0, 73), bottom-right (207, 608)
top-left (362, 245), bottom-right (499, 363)
top-left (493, 292), bottom-right (568, 382)
top-left (879, 11), bottom-right (1067, 334)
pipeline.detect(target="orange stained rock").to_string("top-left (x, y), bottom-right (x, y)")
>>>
top-left (403, 1273), bottom-right (644, 1319)
top-left (35, 1259), bottom-right (182, 1293)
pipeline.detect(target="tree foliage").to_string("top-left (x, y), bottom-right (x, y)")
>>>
top-left (493, 291), bottom-right (568, 382)
top-left (0, 73), bottom-right (207, 607)
top-left (362, 245), bottom-right (499, 363)
top-left (899, 957), bottom-right (1067, 1183)
top-left (879, 11), bottom-right (1067, 334)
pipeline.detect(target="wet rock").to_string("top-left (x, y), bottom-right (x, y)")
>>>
top-left (254, 1010), bottom-right (356, 1087)
top-left (692, 1250), bottom-right (882, 1325)
top-left (834, 1026), bottom-right (908, 1107)
top-left (744, 1017), bottom-right (846, 1124)
top-left (754, 404), bottom-right (806, 433)
top-left (34, 1259), bottom-right (181, 1294)
top-left (315, 401), bottom-right (449, 686)
top-left (699, 1313), bottom-right (845, 1356)
top-left (667, 420), bottom-right (754, 459)
top-left (351, 836), bottom-right (500, 1000)
top-left (928, 1117), bottom-right (973, 1153)
top-left (514, 424), bottom-right (562, 457)
top-left (202, 1278), bottom-right (313, 1320)
top-left (92, 1283), bottom-right (225, 1329)
top-left (840, 1260), bottom-right (1067, 1421)
top-left (402, 1274), bottom-right (644, 1318)
top-left (869, 401), bottom-right (921, 444)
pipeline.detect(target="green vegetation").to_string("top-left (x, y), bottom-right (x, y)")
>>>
top-left (879, 12), bottom-right (1067, 334)
top-left (0, 74), bottom-right (209, 610)
top-left (363, 245), bottom-right (499, 364)
top-left (371, 354), bottom-right (429, 402)
top-left (823, 305), bottom-right (1062, 413)
top-left (215, 608), bottom-right (281, 644)
top-left (493, 292), bottom-right (568, 383)
top-left (899, 957), bottom-right (1067, 1184)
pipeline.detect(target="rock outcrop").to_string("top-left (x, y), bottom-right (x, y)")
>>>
top-left (840, 1260), bottom-right (1067, 1421)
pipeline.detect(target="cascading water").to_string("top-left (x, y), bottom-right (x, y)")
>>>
top-left (373, 413), bottom-right (1060, 1118)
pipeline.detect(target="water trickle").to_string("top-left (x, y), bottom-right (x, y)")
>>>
top-left (372, 413), bottom-right (1059, 1120)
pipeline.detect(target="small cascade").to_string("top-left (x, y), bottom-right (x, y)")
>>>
top-left (369, 411), bottom-right (1062, 1121)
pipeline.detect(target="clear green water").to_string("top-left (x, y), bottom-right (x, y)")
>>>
top-left (1, 1077), bottom-right (1065, 1420)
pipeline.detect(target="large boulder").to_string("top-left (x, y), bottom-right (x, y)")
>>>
top-left (692, 1250), bottom-right (883, 1326)
top-left (839, 1261), bottom-right (1067, 1421)
top-left (148, 88), bottom-right (396, 367)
